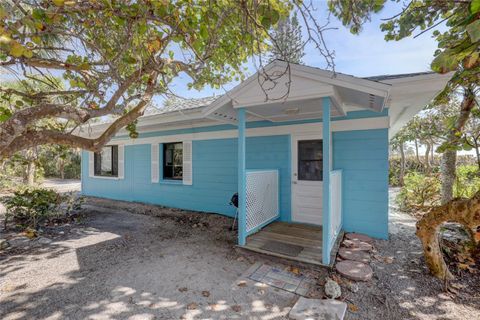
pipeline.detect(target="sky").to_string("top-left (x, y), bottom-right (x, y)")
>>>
top-left (167, 1), bottom-right (441, 101)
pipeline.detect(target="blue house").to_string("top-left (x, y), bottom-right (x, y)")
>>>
top-left (81, 61), bottom-right (450, 265)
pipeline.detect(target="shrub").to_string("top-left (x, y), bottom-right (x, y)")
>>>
top-left (454, 165), bottom-right (480, 199)
top-left (396, 172), bottom-right (441, 212)
top-left (3, 187), bottom-right (83, 230)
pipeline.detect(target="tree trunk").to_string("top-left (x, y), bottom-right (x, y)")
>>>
top-left (431, 143), bottom-right (435, 165)
top-left (416, 192), bottom-right (480, 280)
top-left (415, 139), bottom-right (420, 164)
top-left (474, 142), bottom-right (480, 172)
top-left (25, 160), bottom-right (36, 186)
top-left (441, 150), bottom-right (457, 204)
top-left (59, 159), bottom-right (65, 179)
top-left (425, 143), bottom-right (431, 174)
top-left (399, 142), bottom-right (406, 186)
top-left (440, 87), bottom-right (477, 204)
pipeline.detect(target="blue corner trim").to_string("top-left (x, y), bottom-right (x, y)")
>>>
top-left (322, 97), bottom-right (331, 265)
top-left (237, 108), bottom-right (247, 246)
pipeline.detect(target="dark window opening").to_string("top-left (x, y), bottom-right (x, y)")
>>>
top-left (298, 139), bottom-right (323, 181)
top-left (163, 142), bottom-right (183, 180)
top-left (94, 145), bottom-right (118, 177)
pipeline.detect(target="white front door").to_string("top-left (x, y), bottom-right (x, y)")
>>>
top-left (291, 134), bottom-right (323, 225)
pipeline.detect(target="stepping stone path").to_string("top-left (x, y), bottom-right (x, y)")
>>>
top-left (335, 233), bottom-right (374, 282)
top-left (343, 239), bottom-right (373, 251)
top-left (335, 260), bottom-right (373, 281)
top-left (338, 247), bottom-right (370, 263)
top-left (289, 297), bottom-right (347, 320)
top-left (345, 232), bottom-right (374, 243)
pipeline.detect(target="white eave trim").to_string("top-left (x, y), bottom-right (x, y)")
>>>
top-left (202, 60), bottom-right (390, 117)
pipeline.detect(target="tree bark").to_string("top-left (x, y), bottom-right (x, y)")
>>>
top-left (414, 139), bottom-right (420, 164)
top-left (399, 142), bottom-right (406, 186)
top-left (59, 159), bottom-right (65, 180)
top-left (440, 87), bottom-right (477, 204)
top-left (441, 150), bottom-right (457, 204)
top-left (416, 192), bottom-right (480, 280)
top-left (25, 160), bottom-right (35, 186)
top-left (474, 142), bottom-right (480, 172)
top-left (425, 142), bottom-right (431, 174)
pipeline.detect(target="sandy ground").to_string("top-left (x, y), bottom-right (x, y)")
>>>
top-left (0, 188), bottom-right (479, 319)
top-left (0, 202), bottom-right (302, 320)
top-left (41, 178), bottom-right (81, 193)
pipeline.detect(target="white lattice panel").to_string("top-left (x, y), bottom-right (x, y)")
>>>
top-left (246, 170), bottom-right (279, 234)
top-left (329, 170), bottom-right (342, 253)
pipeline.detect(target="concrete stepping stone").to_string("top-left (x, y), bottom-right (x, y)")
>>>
top-left (289, 297), bottom-right (347, 320)
top-left (335, 260), bottom-right (373, 281)
top-left (342, 239), bottom-right (373, 251)
top-left (338, 247), bottom-right (370, 263)
top-left (345, 233), bottom-right (374, 244)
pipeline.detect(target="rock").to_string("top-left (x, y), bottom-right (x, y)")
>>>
top-left (338, 247), bottom-right (370, 263)
top-left (346, 282), bottom-right (359, 293)
top-left (324, 278), bottom-right (342, 299)
top-left (0, 239), bottom-right (10, 250)
top-left (36, 237), bottom-right (52, 245)
top-left (289, 297), bottom-right (347, 320)
top-left (335, 260), bottom-right (373, 282)
top-left (8, 236), bottom-right (31, 247)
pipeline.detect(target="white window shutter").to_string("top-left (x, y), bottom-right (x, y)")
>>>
top-left (88, 152), bottom-right (94, 177)
top-left (183, 141), bottom-right (193, 185)
top-left (118, 144), bottom-right (125, 179)
top-left (151, 143), bottom-right (159, 183)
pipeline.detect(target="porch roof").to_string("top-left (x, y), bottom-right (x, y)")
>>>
top-left (80, 60), bottom-right (451, 139)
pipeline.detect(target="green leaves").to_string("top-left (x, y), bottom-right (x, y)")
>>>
top-left (0, 106), bottom-right (12, 122)
top-left (471, 0), bottom-right (480, 14)
top-left (466, 20), bottom-right (480, 42)
top-left (431, 51), bottom-right (459, 74)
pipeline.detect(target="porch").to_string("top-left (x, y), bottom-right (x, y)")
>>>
top-left (243, 222), bottom-right (326, 266)
top-left (203, 61), bottom-right (392, 266)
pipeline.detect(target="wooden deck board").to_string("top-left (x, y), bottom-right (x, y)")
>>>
top-left (243, 221), bottom-right (324, 266)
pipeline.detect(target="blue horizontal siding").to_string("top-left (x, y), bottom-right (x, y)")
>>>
top-left (333, 128), bottom-right (389, 239)
top-left (82, 135), bottom-right (291, 221)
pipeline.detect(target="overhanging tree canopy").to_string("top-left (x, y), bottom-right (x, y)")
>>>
top-left (0, 0), bottom-right (333, 158)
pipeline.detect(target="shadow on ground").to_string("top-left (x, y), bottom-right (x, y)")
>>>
top-left (0, 204), bottom-right (297, 320)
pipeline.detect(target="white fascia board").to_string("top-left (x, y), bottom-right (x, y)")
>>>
top-left (110, 116), bottom-right (390, 146)
top-left (79, 108), bottom-right (208, 137)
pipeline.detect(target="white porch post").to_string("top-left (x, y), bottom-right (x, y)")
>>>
top-left (237, 108), bottom-right (247, 246)
top-left (322, 97), bottom-right (331, 265)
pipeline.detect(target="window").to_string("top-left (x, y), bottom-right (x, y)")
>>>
top-left (94, 145), bottom-right (118, 177)
top-left (163, 142), bottom-right (183, 180)
top-left (298, 139), bottom-right (323, 181)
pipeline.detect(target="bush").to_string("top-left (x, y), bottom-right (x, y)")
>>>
top-left (454, 165), bottom-right (480, 199)
top-left (396, 172), bottom-right (441, 212)
top-left (397, 165), bottom-right (480, 213)
top-left (3, 187), bottom-right (83, 230)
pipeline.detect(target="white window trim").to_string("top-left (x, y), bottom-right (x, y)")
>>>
top-left (89, 144), bottom-right (124, 180)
